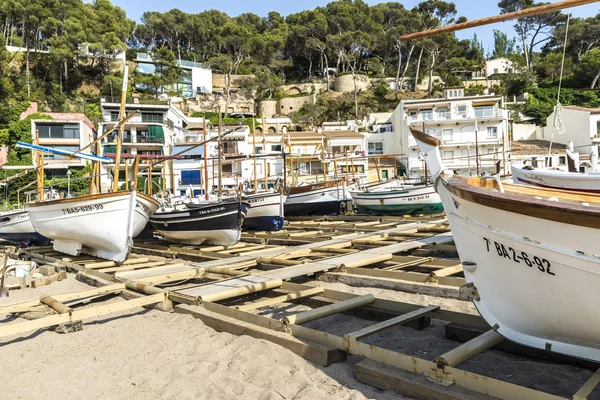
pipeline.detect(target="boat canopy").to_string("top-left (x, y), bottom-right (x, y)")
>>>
top-left (16, 142), bottom-right (111, 163)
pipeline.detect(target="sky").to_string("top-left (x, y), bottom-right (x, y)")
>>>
top-left (108, 0), bottom-right (600, 53)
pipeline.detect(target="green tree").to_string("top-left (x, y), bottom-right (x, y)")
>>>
top-left (492, 30), bottom-right (517, 58)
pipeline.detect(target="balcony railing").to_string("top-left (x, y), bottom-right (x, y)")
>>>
top-left (409, 110), bottom-right (504, 123)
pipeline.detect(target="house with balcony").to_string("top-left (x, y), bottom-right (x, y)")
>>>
top-left (30, 112), bottom-right (96, 179)
top-left (98, 96), bottom-right (188, 191)
top-left (284, 130), bottom-right (368, 184)
top-left (392, 88), bottom-right (510, 177)
top-left (538, 106), bottom-right (600, 172)
top-left (135, 52), bottom-right (212, 98)
top-left (459, 58), bottom-right (515, 88)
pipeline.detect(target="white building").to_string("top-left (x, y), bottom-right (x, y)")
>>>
top-left (31, 112), bottom-right (96, 179)
top-left (98, 96), bottom-right (188, 191)
top-left (392, 88), bottom-right (510, 177)
top-left (539, 106), bottom-right (600, 163)
top-left (135, 53), bottom-right (212, 98)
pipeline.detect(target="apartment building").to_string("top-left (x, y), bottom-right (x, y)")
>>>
top-left (135, 52), bottom-right (212, 98)
top-left (30, 112), bottom-right (96, 179)
top-left (98, 96), bottom-right (188, 191)
top-left (392, 88), bottom-right (510, 177)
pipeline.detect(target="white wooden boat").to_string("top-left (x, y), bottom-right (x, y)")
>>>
top-left (285, 179), bottom-right (352, 216)
top-left (242, 191), bottom-right (287, 231)
top-left (511, 162), bottom-right (600, 193)
top-left (350, 184), bottom-right (443, 216)
top-left (26, 191), bottom-right (159, 262)
top-left (410, 125), bottom-right (600, 362)
top-left (0, 210), bottom-right (49, 246)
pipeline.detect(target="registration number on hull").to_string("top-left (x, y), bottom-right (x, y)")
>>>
top-left (483, 237), bottom-right (555, 276)
top-left (62, 204), bottom-right (104, 215)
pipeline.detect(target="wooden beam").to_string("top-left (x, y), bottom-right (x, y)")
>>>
top-left (344, 305), bottom-right (440, 341)
top-left (400, 0), bottom-right (600, 41)
top-left (0, 293), bottom-right (165, 338)
top-left (574, 368), bottom-right (600, 400)
top-left (236, 287), bottom-right (325, 311)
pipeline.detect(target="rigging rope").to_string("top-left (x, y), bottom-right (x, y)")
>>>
top-left (548, 10), bottom-right (571, 156)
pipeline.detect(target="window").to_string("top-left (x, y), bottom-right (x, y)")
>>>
top-left (110, 111), bottom-right (120, 121)
top-left (443, 151), bottom-right (454, 159)
top-left (580, 166), bottom-right (586, 173)
top-left (378, 125), bottom-right (392, 133)
top-left (181, 170), bottom-right (201, 185)
top-left (420, 109), bottom-right (433, 120)
top-left (474, 106), bottom-right (494, 118)
top-left (409, 111), bottom-right (417, 119)
top-left (137, 62), bottom-right (156, 74)
top-left (487, 127), bottom-right (498, 138)
top-left (381, 170), bottom-right (388, 179)
top-left (142, 112), bottom-right (163, 123)
top-left (222, 164), bottom-right (233, 174)
top-left (36, 124), bottom-right (80, 139)
top-left (340, 165), bottom-right (365, 173)
top-left (270, 145), bottom-right (282, 152)
top-left (442, 129), bottom-right (453, 141)
top-left (138, 150), bottom-right (162, 156)
top-left (597, 121), bottom-right (600, 136)
top-left (457, 105), bottom-right (467, 115)
top-left (559, 156), bottom-right (566, 165)
top-left (167, 119), bottom-right (174, 130)
top-left (255, 146), bottom-right (263, 154)
top-left (493, 68), bottom-right (499, 74)
top-left (368, 142), bottom-right (384, 155)
top-left (438, 108), bottom-right (448, 118)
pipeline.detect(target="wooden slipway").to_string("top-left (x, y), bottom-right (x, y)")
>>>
top-left (172, 232), bottom-right (453, 300)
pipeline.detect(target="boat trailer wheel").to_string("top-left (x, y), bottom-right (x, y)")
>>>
top-left (339, 201), bottom-right (347, 215)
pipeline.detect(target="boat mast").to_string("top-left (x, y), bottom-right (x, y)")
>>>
top-left (217, 107), bottom-right (223, 202)
top-left (112, 64), bottom-right (129, 192)
top-left (475, 121), bottom-right (480, 176)
top-left (35, 131), bottom-right (44, 200)
top-left (252, 118), bottom-right (257, 192)
top-left (203, 116), bottom-right (209, 200)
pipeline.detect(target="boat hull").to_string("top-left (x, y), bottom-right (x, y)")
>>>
top-left (511, 164), bottom-right (600, 193)
top-left (243, 192), bottom-right (287, 231)
top-left (26, 191), bottom-right (157, 262)
top-left (350, 186), bottom-right (443, 216)
top-left (285, 182), bottom-right (350, 216)
top-left (150, 199), bottom-right (246, 246)
top-left (437, 179), bottom-right (600, 362)
top-left (0, 210), bottom-right (50, 246)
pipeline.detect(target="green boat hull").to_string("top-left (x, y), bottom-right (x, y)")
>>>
top-left (354, 203), bottom-right (444, 216)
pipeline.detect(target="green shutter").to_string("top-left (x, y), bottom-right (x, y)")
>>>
top-left (148, 125), bottom-right (165, 143)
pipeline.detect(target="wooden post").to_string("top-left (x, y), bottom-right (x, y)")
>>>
top-left (132, 156), bottom-right (140, 190)
top-left (252, 118), bottom-right (258, 192)
top-left (161, 163), bottom-right (166, 191)
top-left (124, 159), bottom-right (129, 190)
top-left (263, 158), bottom-right (268, 190)
top-left (148, 163), bottom-right (153, 196)
top-left (203, 116), bottom-right (209, 200)
top-left (374, 158), bottom-right (381, 181)
top-left (502, 128), bottom-right (506, 176)
top-left (333, 160), bottom-right (338, 178)
top-left (217, 108), bottom-right (223, 201)
top-left (34, 132), bottom-right (44, 201)
top-left (350, 158), bottom-right (356, 180)
top-left (112, 64), bottom-right (129, 192)
top-left (467, 141), bottom-right (472, 176)
top-left (345, 151), bottom-right (349, 181)
top-left (475, 121), bottom-right (480, 176)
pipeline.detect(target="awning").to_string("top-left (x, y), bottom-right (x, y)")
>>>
top-left (472, 101), bottom-right (497, 106)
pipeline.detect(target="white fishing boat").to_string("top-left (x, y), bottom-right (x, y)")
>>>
top-left (285, 179), bottom-right (352, 216)
top-left (350, 184), bottom-right (443, 216)
top-left (410, 125), bottom-right (600, 362)
top-left (242, 191), bottom-right (287, 231)
top-left (0, 209), bottom-right (49, 246)
top-left (26, 191), bottom-right (159, 262)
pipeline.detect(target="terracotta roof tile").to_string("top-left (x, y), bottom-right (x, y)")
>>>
top-left (510, 140), bottom-right (566, 156)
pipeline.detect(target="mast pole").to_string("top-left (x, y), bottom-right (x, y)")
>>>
top-left (112, 64), bottom-right (129, 192)
top-left (252, 118), bottom-right (257, 192)
top-left (203, 116), bottom-right (209, 200)
top-left (218, 107), bottom-right (223, 201)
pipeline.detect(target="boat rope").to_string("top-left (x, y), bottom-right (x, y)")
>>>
top-left (548, 10), bottom-right (571, 156)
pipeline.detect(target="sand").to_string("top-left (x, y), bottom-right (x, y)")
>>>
top-left (1, 275), bottom-right (599, 400)
top-left (0, 275), bottom-right (402, 400)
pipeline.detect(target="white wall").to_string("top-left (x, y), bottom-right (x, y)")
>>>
top-left (192, 68), bottom-right (212, 95)
top-left (542, 108), bottom-right (593, 153)
top-left (512, 123), bottom-right (538, 141)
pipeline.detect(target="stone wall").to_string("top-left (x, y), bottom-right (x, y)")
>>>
top-left (183, 89), bottom-right (256, 115)
top-left (259, 95), bottom-right (315, 118)
top-left (212, 74), bottom-right (254, 89)
top-left (280, 82), bottom-right (328, 95)
top-left (334, 74), bottom-right (370, 93)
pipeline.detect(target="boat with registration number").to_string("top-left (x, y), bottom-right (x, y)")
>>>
top-left (410, 125), bottom-right (600, 362)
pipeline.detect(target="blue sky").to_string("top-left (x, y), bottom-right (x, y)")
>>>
top-left (109, 0), bottom-right (600, 53)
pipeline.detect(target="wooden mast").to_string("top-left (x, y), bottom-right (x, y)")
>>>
top-left (400, 0), bottom-right (599, 41)
top-left (112, 64), bottom-right (129, 192)
top-left (217, 107), bottom-right (223, 201)
top-left (35, 130), bottom-right (43, 201)
top-left (203, 116), bottom-right (209, 200)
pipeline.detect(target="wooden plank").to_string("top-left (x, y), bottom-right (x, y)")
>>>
top-left (0, 284), bottom-right (127, 314)
top-left (432, 265), bottom-right (463, 277)
top-left (174, 304), bottom-right (347, 367)
top-left (236, 287), bottom-right (325, 311)
top-left (400, 0), bottom-right (599, 41)
top-left (99, 261), bottom-right (183, 274)
top-left (345, 305), bottom-right (440, 341)
top-left (0, 293), bottom-right (165, 338)
top-left (574, 368), bottom-right (600, 400)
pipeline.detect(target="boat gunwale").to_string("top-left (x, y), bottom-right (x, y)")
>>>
top-left (26, 190), bottom-right (159, 208)
top-left (443, 174), bottom-right (600, 229)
